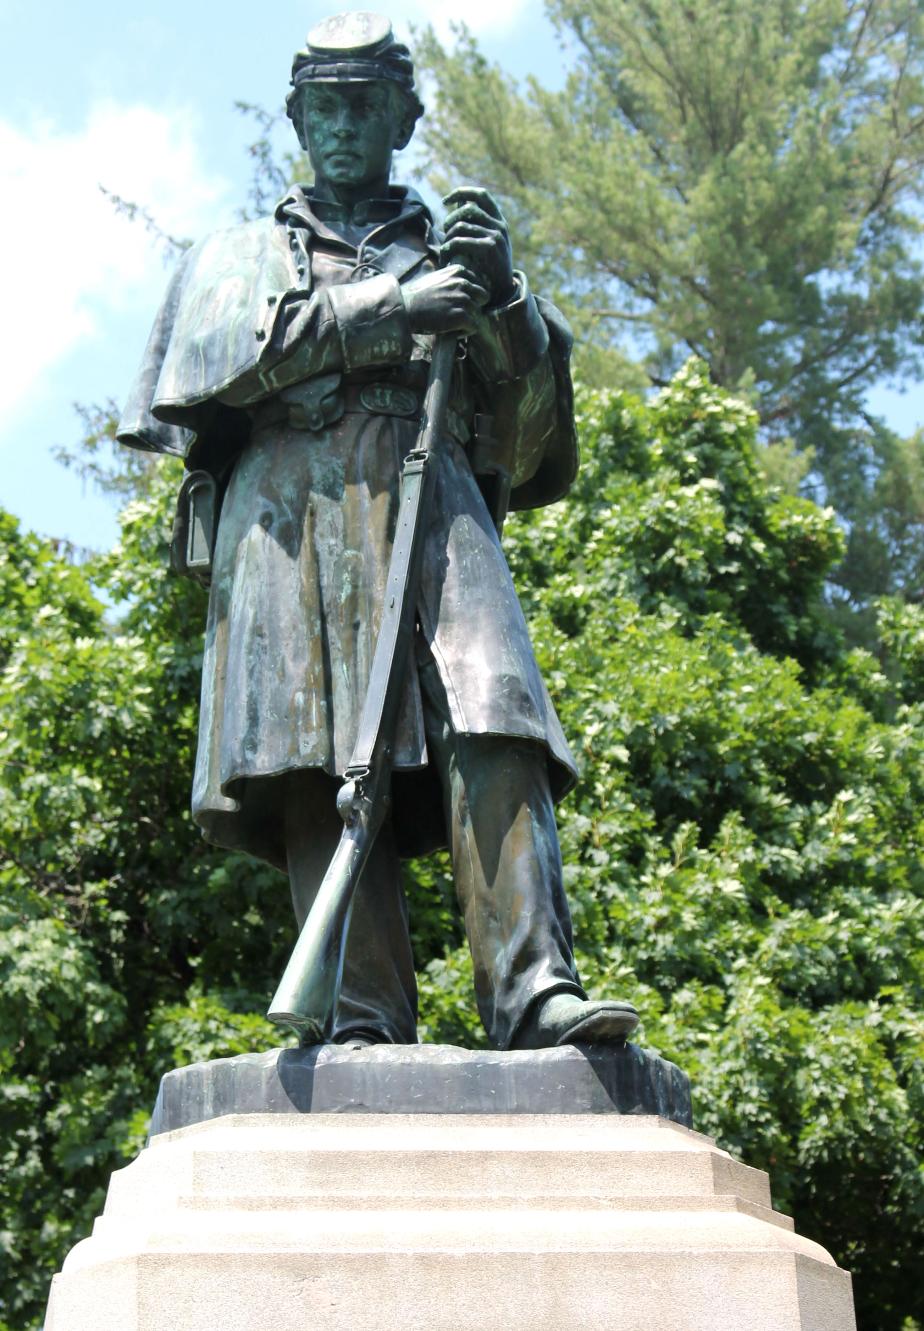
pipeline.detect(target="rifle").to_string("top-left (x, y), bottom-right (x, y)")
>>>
top-left (267, 334), bottom-right (457, 1042)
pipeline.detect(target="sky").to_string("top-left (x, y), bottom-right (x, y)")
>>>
top-left (1, 0), bottom-right (919, 552)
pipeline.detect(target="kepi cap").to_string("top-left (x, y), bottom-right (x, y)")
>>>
top-left (289, 10), bottom-right (419, 97)
top-left (305, 11), bottom-right (393, 57)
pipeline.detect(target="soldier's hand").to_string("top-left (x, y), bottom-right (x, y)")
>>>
top-left (402, 264), bottom-right (488, 334)
top-left (440, 188), bottom-right (515, 307)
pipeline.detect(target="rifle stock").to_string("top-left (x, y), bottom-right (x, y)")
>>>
top-left (267, 335), bottom-right (457, 1039)
top-left (265, 774), bottom-right (387, 1041)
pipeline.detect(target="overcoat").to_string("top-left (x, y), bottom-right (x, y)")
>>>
top-left (118, 186), bottom-right (579, 868)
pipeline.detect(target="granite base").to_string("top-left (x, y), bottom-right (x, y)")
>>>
top-left (44, 1111), bottom-right (857, 1330)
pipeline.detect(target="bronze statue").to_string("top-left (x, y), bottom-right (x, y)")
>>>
top-left (117, 11), bottom-right (639, 1051)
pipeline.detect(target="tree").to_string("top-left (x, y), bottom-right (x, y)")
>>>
top-left (414, 0), bottom-right (924, 524)
top-left (826, 423), bottom-right (924, 620)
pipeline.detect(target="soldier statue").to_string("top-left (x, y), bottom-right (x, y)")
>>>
top-left (117, 12), bottom-right (639, 1052)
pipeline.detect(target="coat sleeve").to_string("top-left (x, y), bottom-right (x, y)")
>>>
top-left (219, 273), bottom-right (413, 407)
top-left (466, 275), bottom-right (578, 510)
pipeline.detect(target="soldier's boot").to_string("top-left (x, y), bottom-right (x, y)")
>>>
top-left (509, 992), bottom-right (639, 1049)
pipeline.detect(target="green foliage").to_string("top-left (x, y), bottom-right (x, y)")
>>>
top-left (416, 364), bottom-right (924, 1329)
top-left (0, 511), bottom-right (99, 668)
top-left (830, 426), bottom-right (924, 614)
top-left (877, 596), bottom-right (924, 705)
top-left (1, 366), bottom-right (922, 1327)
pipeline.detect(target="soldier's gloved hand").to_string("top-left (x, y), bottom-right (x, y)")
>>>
top-left (440, 187), bottom-right (516, 308)
top-left (402, 264), bottom-right (488, 334)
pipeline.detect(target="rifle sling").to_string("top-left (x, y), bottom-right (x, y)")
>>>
top-left (345, 336), bottom-right (457, 780)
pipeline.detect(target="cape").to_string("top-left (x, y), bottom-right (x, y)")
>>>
top-left (117, 187), bottom-right (577, 511)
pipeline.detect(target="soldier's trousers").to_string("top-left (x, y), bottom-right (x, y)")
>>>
top-left (284, 656), bottom-right (586, 1050)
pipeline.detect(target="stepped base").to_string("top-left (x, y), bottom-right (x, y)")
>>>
top-left (45, 1112), bottom-right (856, 1330)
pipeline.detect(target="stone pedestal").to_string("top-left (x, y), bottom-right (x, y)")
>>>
top-left (150, 1041), bottom-right (694, 1132)
top-left (45, 1052), bottom-right (856, 1331)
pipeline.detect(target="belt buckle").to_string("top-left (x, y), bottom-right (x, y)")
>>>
top-left (359, 384), bottom-right (419, 417)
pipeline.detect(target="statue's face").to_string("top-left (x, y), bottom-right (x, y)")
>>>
top-left (297, 81), bottom-right (404, 194)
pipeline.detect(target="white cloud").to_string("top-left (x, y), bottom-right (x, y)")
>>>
top-left (389, 0), bottom-right (532, 41)
top-left (0, 102), bottom-right (229, 423)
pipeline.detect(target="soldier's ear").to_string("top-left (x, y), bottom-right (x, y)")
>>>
top-left (392, 90), bottom-right (421, 152)
top-left (393, 123), bottom-right (414, 151)
top-left (286, 88), bottom-right (310, 151)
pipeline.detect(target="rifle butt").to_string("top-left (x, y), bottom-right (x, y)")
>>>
top-left (266, 820), bottom-right (373, 1041)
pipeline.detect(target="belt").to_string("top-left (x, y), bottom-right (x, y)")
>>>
top-left (254, 380), bottom-right (469, 445)
top-left (342, 382), bottom-right (469, 445)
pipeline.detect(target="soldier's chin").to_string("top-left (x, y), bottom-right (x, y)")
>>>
top-left (326, 163), bottom-right (372, 187)
top-left (326, 151), bottom-right (362, 171)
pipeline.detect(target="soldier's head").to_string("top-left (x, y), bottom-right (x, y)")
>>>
top-left (286, 12), bottom-right (424, 198)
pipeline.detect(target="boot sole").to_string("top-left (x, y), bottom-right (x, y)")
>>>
top-left (554, 1005), bottom-right (640, 1046)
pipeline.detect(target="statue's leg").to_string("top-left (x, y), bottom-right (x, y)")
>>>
top-left (419, 660), bottom-right (583, 1048)
top-left (285, 770), bottom-right (418, 1045)
top-left (420, 660), bottom-right (639, 1049)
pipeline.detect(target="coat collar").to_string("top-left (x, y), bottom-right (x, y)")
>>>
top-left (275, 182), bottom-right (434, 247)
